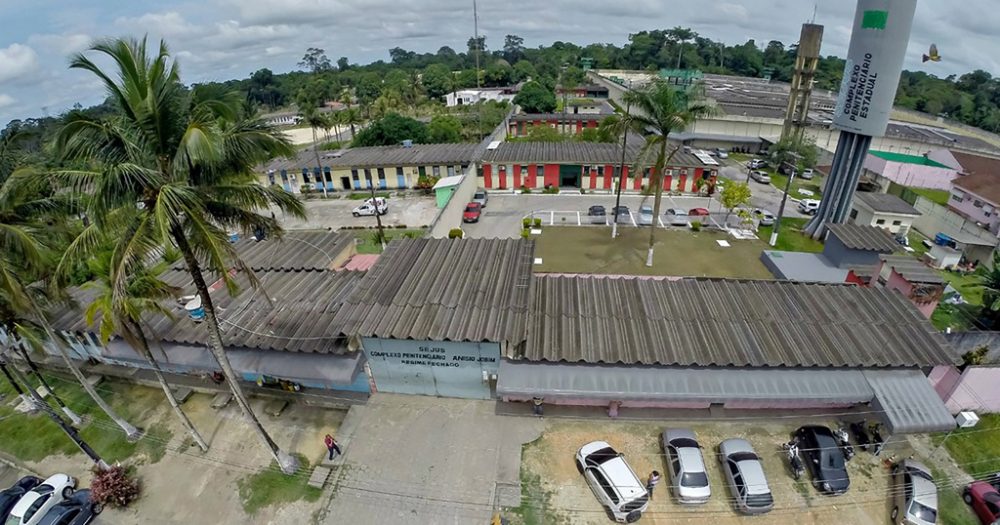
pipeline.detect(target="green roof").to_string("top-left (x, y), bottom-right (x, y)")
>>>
top-left (869, 150), bottom-right (950, 169)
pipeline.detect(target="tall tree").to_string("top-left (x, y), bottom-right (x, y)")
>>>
top-left (503, 34), bottom-right (525, 63)
top-left (55, 37), bottom-right (306, 474)
top-left (513, 81), bottom-right (556, 113)
top-left (337, 56), bottom-right (350, 72)
top-left (83, 251), bottom-right (209, 451)
top-left (422, 64), bottom-right (454, 101)
top-left (620, 80), bottom-right (712, 266)
top-left (299, 107), bottom-right (329, 197)
top-left (298, 47), bottom-right (332, 73)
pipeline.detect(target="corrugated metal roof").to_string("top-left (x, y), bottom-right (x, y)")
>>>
top-left (497, 361), bottom-right (874, 404)
top-left (331, 238), bottom-right (535, 343)
top-left (523, 275), bottom-right (957, 368)
top-left (264, 143), bottom-right (477, 173)
top-left (853, 192), bottom-right (921, 216)
top-left (864, 370), bottom-right (956, 434)
top-left (879, 255), bottom-right (945, 285)
top-left (176, 231), bottom-right (355, 272)
top-left (51, 270), bottom-right (365, 354)
top-left (827, 224), bottom-right (901, 253)
top-left (482, 141), bottom-right (708, 168)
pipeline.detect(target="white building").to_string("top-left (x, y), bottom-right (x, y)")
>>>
top-left (445, 86), bottom-right (519, 107)
top-left (850, 191), bottom-right (922, 235)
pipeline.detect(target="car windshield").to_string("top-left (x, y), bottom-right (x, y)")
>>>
top-left (640, 206), bottom-right (653, 214)
top-left (465, 205), bottom-right (477, 212)
top-left (681, 471), bottom-right (708, 488)
top-left (5, 516), bottom-right (21, 525)
top-left (34, 485), bottom-right (54, 495)
top-left (670, 438), bottom-right (699, 449)
top-left (746, 492), bottom-right (773, 508)
top-left (587, 447), bottom-right (619, 465)
top-left (909, 500), bottom-right (937, 522)
top-left (474, 192), bottom-right (485, 199)
top-left (729, 451), bottom-right (759, 462)
top-left (908, 467), bottom-right (933, 482)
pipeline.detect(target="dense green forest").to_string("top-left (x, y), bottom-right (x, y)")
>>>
top-left (5, 27), bottom-right (1000, 147)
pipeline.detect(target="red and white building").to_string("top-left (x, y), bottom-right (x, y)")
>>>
top-left (479, 142), bottom-right (719, 193)
top-left (507, 113), bottom-right (608, 137)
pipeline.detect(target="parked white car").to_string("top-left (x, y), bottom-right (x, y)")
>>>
top-left (797, 199), bottom-right (820, 215)
top-left (749, 170), bottom-right (771, 184)
top-left (576, 441), bottom-right (649, 523)
top-left (800, 168), bottom-right (815, 180)
top-left (352, 197), bottom-right (388, 217)
top-left (661, 429), bottom-right (711, 504)
top-left (637, 205), bottom-right (654, 226)
top-left (718, 439), bottom-right (773, 515)
top-left (753, 209), bottom-right (776, 226)
top-left (5, 474), bottom-right (76, 525)
top-left (665, 208), bottom-right (690, 227)
top-left (891, 459), bottom-right (938, 525)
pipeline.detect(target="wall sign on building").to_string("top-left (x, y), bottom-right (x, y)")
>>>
top-left (362, 338), bottom-right (501, 399)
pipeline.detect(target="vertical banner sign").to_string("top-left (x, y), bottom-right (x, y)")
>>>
top-left (833, 0), bottom-right (918, 137)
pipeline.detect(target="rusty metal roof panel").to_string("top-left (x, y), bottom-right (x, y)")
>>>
top-left (523, 275), bottom-right (957, 368)
top-left (826, 223), bottom-right (901, 253)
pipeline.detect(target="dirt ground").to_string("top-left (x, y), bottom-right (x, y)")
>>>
top-left (24, 389), bottom-right (345, 525)
top-left (517, 419), bottom-right (903, 525)
top-left (274, 194), bottom-right (439, 231)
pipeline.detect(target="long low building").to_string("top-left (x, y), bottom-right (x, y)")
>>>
top-left (480, 141), bottom-right (722, 192)
top-left (260, 143), bottom-right (478, 193)
top-left (40, 236), bottom-right (961, 433)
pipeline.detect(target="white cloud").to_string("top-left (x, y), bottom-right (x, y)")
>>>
top-left (27, 33), bottom-right (91, 55)
top-left (0, 94), bottom-right (15, 109)
top-left (0, 43), bottom-right (39, 84)
top-left (114, 11), bottom-right (197, 37)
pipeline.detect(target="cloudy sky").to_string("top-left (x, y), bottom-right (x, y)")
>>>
top-left (0, 0), bottom-right (996, 126)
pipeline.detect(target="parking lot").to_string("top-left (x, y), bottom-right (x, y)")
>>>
top-left (273, 194), bottom-right (439, 231)
top-left (514, 419), bottom-right (899, 525)
top-left (462, 193), bottom-right (726, 239)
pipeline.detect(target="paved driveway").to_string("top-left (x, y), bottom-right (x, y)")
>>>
top-left (322, 394), bottom-right (542, 525)
top-left (463, 193), bottom-right (725, 239)
top-left (719, 160), bottom-right (808, 220)
top-left (274, 195), bottom-right (438, 231)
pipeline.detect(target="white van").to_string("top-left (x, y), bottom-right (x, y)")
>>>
top-left (352, 197), bottom-right (388, 217)
top-left (797, 199), bottom-right (820, 215)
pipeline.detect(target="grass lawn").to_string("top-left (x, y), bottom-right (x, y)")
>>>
top-left (941, 270), bottom-right (983, 305)
top-left (756, 217), bottom-right (825, 253)
top-left (910, 187), bottom-right (951, 206)
top-left (908, 229), bottom-right (932, 258)
top-left (932, 467), bottom-right (980, 525)
top-left (769, 171), bottom-right (824, 199)
top-left (236, 454), bottom-right (322, 515)
top-left (353, 228), bottom-right (425, 254)
top-left (0, 373), bottom-right (171, 465)
top-left (935, 414), bottom-right (1000, 478)
top-left (533, 226), bottom-right (774, 279)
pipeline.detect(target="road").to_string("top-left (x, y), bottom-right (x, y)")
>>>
top-left (718, 161), bottom-right (808, 220)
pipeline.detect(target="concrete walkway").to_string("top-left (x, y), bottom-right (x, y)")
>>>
top-left (321, 394), bottom-right (542, 525)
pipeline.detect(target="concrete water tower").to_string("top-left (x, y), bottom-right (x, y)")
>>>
top-left (804, 0), bottom-right (918, 240)
top-left (782, 23), bottom-right (824, 142)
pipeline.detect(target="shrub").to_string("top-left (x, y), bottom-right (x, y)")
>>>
top-left (448, 228), bottom-right (464, 239)
top-left (395, 224), bottom-right (406, 229)
top-left (521, 185), bottom-right (531, 194)
top-left (300, 186), bottom-right (313, 199)
top-left (542, 186), bottom-right (560, 194)
top-left (90, 465), bottom-right (140, 509)
top-left (579, 188), bottom-right (587, 194)
top-left (402, 231), bottom-right (422, 239)
top-left (520, 229), bottom-right (530, 239)
top-left (522, 218), bottom-right (531, 229)
top-left (368, 231), bottom-right (385, 246)
top-left (690, 221), bottom-right (702, 232)
top-left (532, 218), bottom-right (542, 228)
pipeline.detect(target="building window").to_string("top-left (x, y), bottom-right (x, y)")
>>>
top-left (875, 219), bottom-right (886, 225)
top-left (396, 167), bottom-right (404, 177)
top-left (377, 168), bottom-right (386, 181)
top-left (850, 209), bottom-right (858, 220)
top-left (351, 169), bottom-right (360, 182)
top-left (433, 166), bottom-right (441, 177)
top-left (892, 220), bottom-right (902, 226)
top-left (951, 192), bottom-right (965, 202)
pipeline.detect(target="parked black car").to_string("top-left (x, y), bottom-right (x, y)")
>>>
top-left (36, 488), bottom-right (102, 525)
top-left (0, 476), bottom-right (41, 519)
top-left (587, 205), bottom-right (607, 224)
top-left (795, 425), bottom-right (850, 495)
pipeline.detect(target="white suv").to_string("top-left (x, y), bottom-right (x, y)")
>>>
top-left (576, 441), bottom-right (649, 523)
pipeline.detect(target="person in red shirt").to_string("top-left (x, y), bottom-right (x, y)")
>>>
top-left (324, 434), bottom-right (342, 460)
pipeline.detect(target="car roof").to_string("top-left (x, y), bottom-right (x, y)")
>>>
top-left (677, 447), bottom-right (707, 473)
top-left (10, 490), bottom-right (42, 516)
top-left (911, 475), bottom-right (938, 509)
top-left (735, 459), bottom-right (770, 495)
top-left (599, 456), bottom-right (646, 500)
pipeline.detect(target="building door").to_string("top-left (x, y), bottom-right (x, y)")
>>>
top-left (559, 164), bottom-right (581, 188)
top-left (362, 338), bottom-right (500, 399)
top-left (340, 176), bottom-right (351, 190)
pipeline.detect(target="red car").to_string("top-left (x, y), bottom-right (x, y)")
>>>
top-left (463, 202), bottom-right (482, 223)
top-left (688, 208), bottom-right (710, 217)
top-left (964, 481), bottom-right (1000, 524)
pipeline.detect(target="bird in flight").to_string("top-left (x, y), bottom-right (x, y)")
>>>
top-left (922, 43), bottom-right (941, 63)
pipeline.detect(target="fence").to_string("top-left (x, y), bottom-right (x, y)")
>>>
top-left (911, 196), bottom-right (999, 247)
top-left (426, 108), bottom-right (514, 239)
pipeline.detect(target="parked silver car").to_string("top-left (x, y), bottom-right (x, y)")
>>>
top-left (661, 429), bottom-right (711, 504)
top-left (664, 208), bottom-right (689, 226)
top-left (749, 170), bottom-right (771, 184)
top-left (637, 205), bottom-right (654, 226)
top-left (753, 208), bottom-right (775, 226)
top-left (718, 439), bottom-right (773, 515)
top-left (472, 189), bottom-right (488, 207)
top-left (576, 441), bottom-right (649, 523)
top-left (891, 459), bottom-right (938, 525)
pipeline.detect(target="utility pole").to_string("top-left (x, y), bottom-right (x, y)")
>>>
top-left (18, 346), bottom-right (82, 426)
top-left (369, 176), bottom-right (387, 250)
top-left (473, 0), bottom-right (484, 140)
top-left (0, 355), bottom-right (108, 470)
top-left (770, 170), bottom-right (796, 246)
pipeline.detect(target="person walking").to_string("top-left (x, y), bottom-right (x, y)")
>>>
top-left (324, 434), bottom-right (342, 460)
top-left (531, 396), bottom-right (544, 417)
top-left (646, 471), bottom-right (661, 498)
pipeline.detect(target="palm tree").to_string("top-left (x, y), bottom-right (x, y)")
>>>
top-left (55, 37), bottom-right (306, 474)
top-left (299, 107), bottom-right (329, 197)
top-left (599, 107), bottom-right (644, 240)
top-left (1, 134), bottom-right (124, 434)
top-left (622, 79), bottom-right (712, 266)
top-left (342, 108), bottom-right (363, 141)
top-left (83, 250), bottom-right (209, 451)
top-left (339, 89), bottom-right (358, 136)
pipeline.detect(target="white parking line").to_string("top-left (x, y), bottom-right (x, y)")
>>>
top-left (550, 211), bottom-right (554, 225)
top-left (576, 211), bottom-right (581, 226)
top-left (657, 217), bottom-right (665, 228)
top-left (629, 212), bottom-right (637, 227)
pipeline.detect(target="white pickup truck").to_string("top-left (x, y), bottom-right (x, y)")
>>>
top-left (352, 197), bottom-right (388, 217)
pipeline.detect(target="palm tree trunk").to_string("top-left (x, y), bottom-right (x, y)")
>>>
top-left (2, 354), bottom-right (109, 470)
top-left (646, 144), bottom-right (668, 267)
top-left (0, 356), bottom-right (32, 407)
top-left (17, 346), bottom-right (83, 426)
top-left (40, 321), bottom-right (142, 441)
top-left (171, 228), bottom-right (298, 474)
top-left (126, 319), bottom-right (208, 452)
top-left (311, 127), bottom-right (328, 198)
